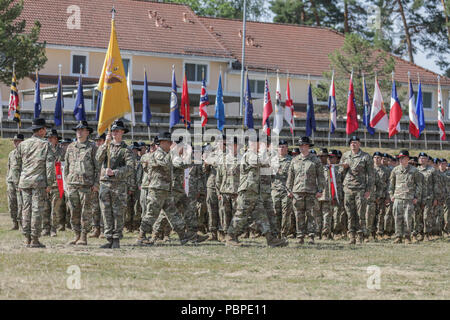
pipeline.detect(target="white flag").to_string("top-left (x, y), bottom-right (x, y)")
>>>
top-left (272, 75), bottom-right (284, 135)
top-left (125, 74), bottom-right (135, 126)
top-left (369, 78), bottom-right (389, 132)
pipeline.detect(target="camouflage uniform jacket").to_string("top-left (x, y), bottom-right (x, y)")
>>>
top-left (48, 144), bottom-right (65, 188)
top-left (136, 157), bottom-right (144, 188)
top-left (13, 135), bottom-right (55, 189)
top-left (96, 141), bottom-right (134, 185)
top-left (142, 147), bottom-right (172, 191)
top-left (417, 165), bottom-right (439, 203)
top-left (189, 164), bottom-right (206, 197)
top-left (216, 153), bottom-right (240, 194)
top-left (389, 165), bottom-right (421, 200)
top-left (126, 153), bottom-right (138, 192)
top-left (139, 152), bottom-right (152, 190)
top-left (340, 149), bottom-right (374, 192)
top-left (64, 140), bottom-right (99, 188)
top-left (203, 150), bottom-right (220, 191)
top-left (287, 153), bottom-right (325, 194)
top-left (436, 170), bottom-right (447, 202)
top-left (6, 148), bottom-right (19, 184)
top-left (171, 154), bottom-right (191, 195)
top-left (374, 165), bottom-right (390, 200)
top-left (271, 154), bottom-right (292, 194)
top-left (238, 149), bottom-right (270, 194)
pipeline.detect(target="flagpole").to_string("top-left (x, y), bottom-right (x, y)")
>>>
top-left (308, 74), bottom-right (314, 143)
top-left (328, 70), bottom-right (333, 148)
top-left (362, 73), bottom-right (367, 147)
top-left (408, 71), bottom-right (412, 149)
top-left (287, 71), bottom-right (294, 146)
top-left (13, 61), bottom-right (19, 134)
top-left (378, 131), bottom-right (381, 149)
top-left (392, 71), bottom-right (397, 149)
top-left (59, 64), bottom-right (64, 140)
top-left (438, 75), bottom-right (443, 151)
top-left (418, 73), bottom-right (428, 150)
top-left (242, 68), bottom-right (247, 130)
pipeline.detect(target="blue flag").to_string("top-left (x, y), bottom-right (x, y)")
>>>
top-left (214, 73), bottom-right (225, 131)
top-left (95, 91), bottom-right (102, 121)
top-left (169, 69), bottom-right (179, 129)
top-left (54, 75), bottom-right (64, 127)
top-left (34, 72), bottom-right (41, 119)
top-left (416, 80), bottom-right (425, 135)
top-left (142, 70), bottom-right (152, 127)
top-left (363, 78), bottom-right (375, 135)
top-left (244, 74), bottom-right (254, 129)
top-left (73, 73), bottom-right (86, 121)
top-left (305, 83), bottom-right (316, 137)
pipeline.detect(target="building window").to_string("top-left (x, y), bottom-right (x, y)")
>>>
top-left (123, 58), bottom-right (130, 77)
top-left (249, 79), bottom-right (265, 95)
top-left (72, 55), bottom-right (87, 74)
top-left (422, 92), bottom-right (432, 109)
top-left (185, 63), bottom-right (207, 82)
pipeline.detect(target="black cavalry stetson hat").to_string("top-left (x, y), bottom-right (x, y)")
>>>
top-left (72, 120), bottom-right (93, 134)
top-left (30, 118), bottom-right (50, 131)
top-left (12, 133), bottom-right (24, 141)
top-left (94, 133), bottom-right (106, 141)
top-left (318, 148), bottom-right (329, 156)
top-left (328, 149), bottom-right (339, 157)
top-left (397, 150), bottom-right (410, 158)
top-left (47, 129), bottom-right (61, 139)
top-left (298, 136), bottom-right (314, 147)
top-left (111, 120), bottom-right (129, 134)
top-left (158, 132), bottom-right (172, 142)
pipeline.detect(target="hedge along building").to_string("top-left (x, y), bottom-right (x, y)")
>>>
top-left (0, 0), bottom-right (449, 144)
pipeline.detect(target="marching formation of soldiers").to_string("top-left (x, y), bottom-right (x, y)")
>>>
top-left (6, 118), bottom-right (450, 248)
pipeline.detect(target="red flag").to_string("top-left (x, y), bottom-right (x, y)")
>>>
top-left (262, 79), bottom-right (273, 135)
top-left (388, 80), bottom-right (402, 138)
top-left (180, 74), bottom-right (191, 128)
top-left (346, 75), bottom-right (358, 135)
top-left (55, 161), bottom-right (64, 199)
top-left (199, 78), bottom-right (209, 127)
top-left (284, 78), bottom-right (294, 134)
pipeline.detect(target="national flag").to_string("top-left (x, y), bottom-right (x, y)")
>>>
top-left (55, 161), bottom-right (64, 199)
top-left (346, 74), bottom-right (358, 135)
top-left (180, 73), bottom-right (191, 129)
top-left (388, 80), bottom-right (403, 138)
top-left (124, 73), bottom-right (135, 126)
top-left (142, 70), bottom-right (152, 127)
top-left (416, 79), bottom-right (425, 136)
top-left (199, 77), bottom-right (209, 127)
top-left (306, 83), bottom-right (316, 137)
top-left (214, 72), bottom-right (225, 131)
top-left (54, 74), bottom-right (64, 127)
top-left (437, 78), bottom-right (446, 141)
top-left (97, 18), bottom-right (132, 135)
top-left (244, 74), bottom-right (254, 129)
top-left (34, 71), bottom-right (42, 119)
top-left (169, 68), bottom-right (180, 129)
top-left (363, 77), bottom-right (375, 135)
top-left (8, 71), bottom-right (20, 125)
top-left (95, 91), bottom-right (102, 121)
top-left (284, 77), bottom-right (294, 134)
top-left (272, 75), bottom-right (284, 135)
top-left (329, 164), bottom-right (339, 203)
top-left (73, 72), bottom-right (86, 121)
top-left (328, 74), bottom-right (337, 134)
top-left (408, 78), bottom-right (420, 138)
top-left (370, 77), bottom-right (389, 132)
top-left (262, 79), bottom-right (273, 135)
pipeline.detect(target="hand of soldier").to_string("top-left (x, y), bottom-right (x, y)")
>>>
top-left (413, 198), bottom-right (418, 205)
top-left (364, 191), bottom-right (370, 199)
top-left (105, 132), bottom-right (112, 143)
top-left (385, 199), bottom-right (390, 205)
top-left (288, 193), bottom-right (293, 199)
top-left (342, 163), bottom-right (349, 169)
top-left (46, 186), bottom-right (51, 193)
top-left (106, 168), bottom-right (114, 176)
top-left (391, 197), bottom-right (395, 202)
top-left (218, 194), bottom-right (222, 200)
top-left (92, 186), bottom-right (99, 193)
top-left (433, 199), bottom-right (438, 207)
top-left (316, 192), bottom-right (322, 199)
top-left (139, 186), bottom-right (142, 191)
top-left (128, 190), bottom-right (133, 195)
top-left (375, 198), bottom-right (380, 204)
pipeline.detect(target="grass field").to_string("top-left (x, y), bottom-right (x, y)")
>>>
top-left (0, 138), bottom-right (449, 300)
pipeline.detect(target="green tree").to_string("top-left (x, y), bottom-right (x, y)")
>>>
top-left (0, 0), bottom-right (47, 85)
top-left (313, 33), bottom-right (396, 117)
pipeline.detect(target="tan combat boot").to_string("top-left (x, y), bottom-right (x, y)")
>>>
top-left (67, 232), bottom-right (80, 245)
top-left (297, 237), bottom-right (305, 245)
top-left (76, 232), bottom-right (88, 245)
top-left (404, 235), bottom-right (411, 244)
top-left (41, 229), bottom-right (50, 237)
top-left (423, 234), bottom-right (431, 242)
top-left (195, 232), bottom-right (209, 243)
top-left (393, 236), bottom-right (402, 244)
top-left (307, 234), bottom-right (315, 245)
top-left (207, 231), bottom-right (218, 241)
top-left (30, 236), bottom-right (46, 248)
top-left (218, 231), bottom-right (226, 242)
top-left (99, 227), bottom-right (105, 239)
top-left (11, 221), bottom-right (19, 230)
top-left (24, 234), bottom-right (32, 248)
top-left (266, 233), bottom-right (289, 247)
top-left (50, 227), bottom-right (57, 238)
top-left (225, 233), bottom-right (242, 247)
top-left (89, 227), bottom-right (101, 238)
top-left (135, 231), bottom-right (149, 246)
top-left (411, 234), bottom-right (418, 243)
top-left (348, 232), bottom-right (356, 245)
top-left (357, 233), bottom-right (364, 244)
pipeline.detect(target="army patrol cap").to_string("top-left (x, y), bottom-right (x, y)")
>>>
top-left (298, 136), bottom-right (314, 146)
top-left (348, 135), bottom-right (360, 145)
top-left (373, 151), bottom-right (383, 158)
top-left (111, 120), bottom-right (129, 134)
top-left (94, 133), bottom-right (106, 141)
top-left (397, 150), bottom-right (410, 158)
top-left (12, 133), bottom-right (24, 141)
top-left (30, 118), bottom-right (51, 131)
top-left (158, 132), bottom-right (172, 142)
top-left (418, 152), bottom-right (428, 158)
top-left (318, 148), bottom-right (328, 156)
top-left (72, 120), bottom-right (93, 134)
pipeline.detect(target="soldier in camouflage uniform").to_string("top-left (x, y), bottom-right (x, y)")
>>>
top-left (286, 137), bottom-right (324, 245)
top-left (339, 136), bottom-right (374, 244)
top-left (58, 138), bottom-right (72, 231)
top-left (138, 141), bottom-right (153, 237)
top-left (389, 150), bottom-right (421, 244)
top-left (225, 136), bottom-right (287, 247)
top-left (203, 143), bottom-right (221, 239)
top-left (89, 133), bottom-right (106, 238)
top-left (271, 139), bottom-right (292, 238)
top-left (189, 147), bottom-right (208, 235)
top-left (13, 118), bottom-right (55, 248)
top-left (96, 120), bottom-right (134, 249)
top-left (382, 153), bottom-right (395, 238)
top-left (64, 121), bottom-right (99, 246)
top-left (6, 134), bottom-right (24, 230)
top-left (443, 160), bottom-right (450, 236)
top-left (327, 150), bottom-right (344, 239)
top-left (133, 142), bottom-right (147, 231)
top-left (136, 132), bottom-right (199, 246)
top-left (417, 152), bottom-right (440, 241)
top-left (315, 148), bottom-right (329, 239)
top-left (435, 159), bottom-right (447, 238)
top-left (124, 142), bottom-right (139, 233)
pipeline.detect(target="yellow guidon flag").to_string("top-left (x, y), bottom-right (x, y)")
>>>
top-left (97, 18), bottom-right (131, 135)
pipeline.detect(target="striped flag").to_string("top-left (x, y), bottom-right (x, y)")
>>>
top-left (329, 164), bottom-right (339, 203)
top-left (262, 78), bottom-right (273, 135)
top-left (284, 77), bottom-right (294, 134)
top-left (437, 77), bottom-right (446, 141)
top-left (408, 78), bottom-right (420, 138)
top-left (8, 71), bottom-right (20, 125)
top-left (328, 74), bottom-right (337, 134)
top-left (346, 74), bottom-right (358, 135)
top-left (370, 77), bottom-right (389, 132)
top-left (272, 74), bottom-right (284, 135)
top-left (199, 77), bottom-right (209, 127)
top-left (388, 79), bottom-right (403, 138)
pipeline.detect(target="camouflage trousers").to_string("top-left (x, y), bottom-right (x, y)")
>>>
top-left (344, 188), bottom-right (367, 235)
top-left (139, 188), bottom-right (148, 230)
top-left (320, 200), bottom-right (333, 235)
top-left (91, 191), bottom-right (103, 228)
top-left (42, 187), bottom-right (65, 231)
top-left (227, 191), bottom-right (271, 236)
top-left (219, 193), bottom-right (237, 233)
top-left (99, 182), bottom-right (127, 240)
top-left (434, 203), bottom-right (445, 234)
top-left (66, 186), bottom-right (93, 234)
top-left (154, 191), bottom-right (197, 233)
top-left (195, 193), bottom-right (208, 233)
top-left (412, 202), bottom-right (424, 236)
top-left (314, 199), bottom-right (323, 235)
top-left (421, 199), bottom-right (435, 234)
top-left (333, 204), bottom-right (347, 234)
top-left (261, 192), bottom-right (278, 237)
top-left (375, 199), bottom-right (388, 235)
top-left (271, 190), bottom-right (292, 236)
top-left (21, 188), bottom-right (46, 238)
top-left (393, 198), bottom-right (414, 238)
top-left (365, 198), bottom-right (382, 234)
top-left (7, 182), bottom-right (22, 224)
top-left (384, 201), bottom-right (394, 234)
top-left (444, 199), bottom-right (450, 233)
top-left (206, 187), bottom-right (219, 232)
top-left (292, 193), bottom-right (317, 238)
top-left (140, 189), bottom-right (186, 235)
top-left (125, 189), bottom-right (141, 229)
